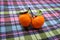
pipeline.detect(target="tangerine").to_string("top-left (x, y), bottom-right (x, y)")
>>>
top-left (19, 12), bottom-right (31, 27)
top-left (32, 15), bottom-right (44, 29)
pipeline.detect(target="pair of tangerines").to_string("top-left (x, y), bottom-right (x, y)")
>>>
top-left (19, 8), bottom-right (44, 29)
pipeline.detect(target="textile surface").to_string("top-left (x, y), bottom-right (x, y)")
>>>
top-left (0, 0), bottom-right (60, 40)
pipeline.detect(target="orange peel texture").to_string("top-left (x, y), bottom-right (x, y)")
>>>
top-left (32, 16), bottom-right (44, 29)
top-left (19, 13), bottom-right (31, 27)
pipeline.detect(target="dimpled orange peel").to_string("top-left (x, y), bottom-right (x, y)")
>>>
top-left (19, 10), bottom-right (31, 28)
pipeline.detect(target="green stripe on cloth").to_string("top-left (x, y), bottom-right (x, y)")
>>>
top-left (30, 34), bottom-right (37, 40)
top-left (6, 28), bottom-right (60, 40)
top-left (19, 36), bottom-right (25, 40)
top-left (56, 28), bottom-right (60, 34)
top-left (45, 32), bottom-right (52, 38)
top-left (0, 8), bottom-right (60, 14)
top-left (7, 38), bottom-right (14, 40)
top-left (35, 28), bottom-right (60, 40)
top-left (52, 30), bottom-right (59, 35)
top-left (28, 30), bottom-right (37, 40)
top-left (24, 34), bottom-right (33, 40)
top-left (39, 32), bottom-right (48, 39)
top-left (14, 37), bottom-right (19, 40)
top-left (34, 32), bottom-right (42, 40)
top-left (4, 12), bottom-right (9, 14)
top-left (35, 34), bottom-right (42, 40)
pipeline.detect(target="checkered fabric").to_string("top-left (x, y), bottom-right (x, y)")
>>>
top-left (0, 0), bottom-right (60, 40)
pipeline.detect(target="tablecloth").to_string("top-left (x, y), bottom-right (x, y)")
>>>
top-left (0, 0), bottom-right (60, 40)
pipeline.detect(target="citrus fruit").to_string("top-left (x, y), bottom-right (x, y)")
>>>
top-left (32, 15), bottom-right (44, 29)
top-left (19, 11), bottom-right (31, 27)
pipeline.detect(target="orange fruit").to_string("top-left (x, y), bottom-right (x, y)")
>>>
top-left (32, 15), bottom-right (44, 29)
top-left (19, 12), bottom-right (31, 27)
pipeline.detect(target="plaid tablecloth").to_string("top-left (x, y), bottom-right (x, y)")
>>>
top-left (0, 0), bottom-right (60, 40)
